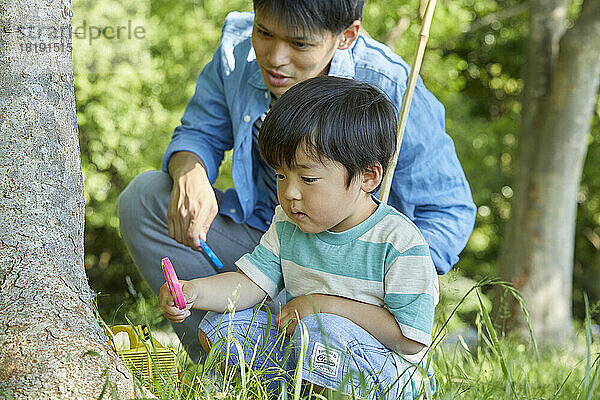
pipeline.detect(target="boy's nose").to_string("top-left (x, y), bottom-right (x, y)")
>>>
top-left (282, 182), bottom-right (301, 201)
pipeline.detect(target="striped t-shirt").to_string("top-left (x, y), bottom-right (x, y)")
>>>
top-left (236, 202), bottom-right (439, 346)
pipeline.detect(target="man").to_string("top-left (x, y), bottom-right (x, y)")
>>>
top-left (117, 0), bottom-right (476, 361)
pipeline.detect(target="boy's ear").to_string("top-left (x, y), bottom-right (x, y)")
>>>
top-left (361, 163), bottom-right (383, 193)
top-left (337, 20), bottom-right (361, 50)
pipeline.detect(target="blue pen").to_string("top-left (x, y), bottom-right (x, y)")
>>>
top-left (199, 239), bottom-right (223, 269)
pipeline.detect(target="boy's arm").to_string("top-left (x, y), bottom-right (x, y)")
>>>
top-left (278, 294), bottom-right (424, 355)
top-left (160, 206), bottom-right (283, 323)
top-left (159, 271), bottom-right (267, 323)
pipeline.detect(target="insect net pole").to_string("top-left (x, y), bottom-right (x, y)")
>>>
top-left (379, 0), bottom-right (438, 203)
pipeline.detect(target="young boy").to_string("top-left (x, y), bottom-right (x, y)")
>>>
top-left (120, 0), bottom-right (475, 361)
top-left (159, 76), bottom-right (438, 399)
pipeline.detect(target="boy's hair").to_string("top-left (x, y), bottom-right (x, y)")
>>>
top-left (253, 0), bottom-right (365, 36)
top-left (259, 76), bottom-right (397, 192)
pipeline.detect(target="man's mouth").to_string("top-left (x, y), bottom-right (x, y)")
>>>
top-left (264, 69), bottom-right (292, 87)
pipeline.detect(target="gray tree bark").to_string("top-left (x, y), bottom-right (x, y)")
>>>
top-left (0, 1), bottom-right (136, 398)
top-left (499, 0), bottom-right (600, 343)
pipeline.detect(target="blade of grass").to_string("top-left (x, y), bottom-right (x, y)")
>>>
top-left (292, 310), bottom-right (309, 400)
top-left (583, 292), bottom-right (600, 400)
top-left (247, 333), bottom-right (260, 370)
top-left (96, 370), bottom-right (110, 400)
top-left (584, 293), bottom-right (591, 392)
top-left (496, 282), bottom-right (538, 355)
top-left (232, 337), bottom-right (247, 399)
top-left (584, 355), bottom-right (600, 400)
top-left (414, 364), bottom-right (433, 400)
top-left (476, 288), bottom-right (517, 398)
top-left (552, 362), bottom-right (581, 399)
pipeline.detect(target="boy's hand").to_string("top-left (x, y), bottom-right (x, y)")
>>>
top-left (276, 295), bottom-right (323, 336)
top-left (158, 280), bottom-right (198, 323)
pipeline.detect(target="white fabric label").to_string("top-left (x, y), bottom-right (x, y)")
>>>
top-left (311, 342), bottom-right (341, 378)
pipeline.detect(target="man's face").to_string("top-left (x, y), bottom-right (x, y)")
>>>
top-left (251, 10), bottom-right (346, 97)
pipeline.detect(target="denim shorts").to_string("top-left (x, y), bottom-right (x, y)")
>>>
top-left (199, 307), bottom-right (436, 399)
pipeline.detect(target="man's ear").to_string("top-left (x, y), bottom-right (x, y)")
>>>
top-left (361, 163), bottom-right (383, 193)
top-left (338, 20), bottom-right (361, 50)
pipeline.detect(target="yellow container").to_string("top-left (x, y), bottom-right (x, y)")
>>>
top-left (108, 325), bottom-right (179, 388)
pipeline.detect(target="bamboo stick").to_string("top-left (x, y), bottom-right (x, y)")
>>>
top-left (379, 0), bottom-right (438, 203)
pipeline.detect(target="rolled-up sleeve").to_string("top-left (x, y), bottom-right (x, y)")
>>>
top-left (161, 44), bottom-right (234, 184)
top-left (390, 80), bottom-right (476, 275)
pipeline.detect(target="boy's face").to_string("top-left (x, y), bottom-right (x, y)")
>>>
top-left (252, 10), bottom-right (358, 97)
top-left (275, 147), bottom-right (377, 234)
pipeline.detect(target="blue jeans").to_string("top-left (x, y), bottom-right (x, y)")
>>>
top-left (200, 307), bottom-right (436, 399)
top-left (117, 171), bottom-right (265, 361)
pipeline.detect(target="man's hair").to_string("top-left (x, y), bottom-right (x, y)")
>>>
top-left (259, 76), bottom-right (397, 192)
top-left (253, 0), bottom-right (365, 35)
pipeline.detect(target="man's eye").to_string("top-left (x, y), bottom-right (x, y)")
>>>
top-left (301, 177), bottom-right (317, 183)
top-left (257, 28), bottom-right (272, 38)
top-left (276, 174), bottom-right (285, 180)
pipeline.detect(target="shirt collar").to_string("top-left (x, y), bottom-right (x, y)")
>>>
top-left (315, 198), bottom-right (387, 245)
top-left (328, 47), bottom-right (355, 79)
top-left (249, 67), bottom-right (267, 90)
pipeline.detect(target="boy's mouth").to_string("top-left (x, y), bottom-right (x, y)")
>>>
top-left (290, 208), bottom-right (307, 220)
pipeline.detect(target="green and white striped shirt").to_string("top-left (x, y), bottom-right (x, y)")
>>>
top-left (237, 202), bottom-right (439, 346)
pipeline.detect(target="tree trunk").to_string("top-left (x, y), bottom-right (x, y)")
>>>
top-left (0, 1), bottom-right (136, 398)
top-left (499, 0), bottom-right (600, 343)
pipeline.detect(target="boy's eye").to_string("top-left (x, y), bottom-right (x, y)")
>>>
top-left (301, 177), bottom-right (318, 183)
top-left (292, 41), bottom-right (310, 49)
top-left (275, 173), bottom-right (285, 180)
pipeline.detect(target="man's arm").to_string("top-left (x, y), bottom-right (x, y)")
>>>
top-left (161, 45), bottom-right (234, 184)
top-left (161, 40), bottom-right (235, 249)
top-left (390, 82), bottom-right (476, 274)
top-left (277, 294), bottom-right (424, 355)
top-left (167, 151), bottom-right (218, 248)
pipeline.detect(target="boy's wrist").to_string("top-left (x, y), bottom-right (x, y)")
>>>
top-left (185, 279), bottom-right (203, 310)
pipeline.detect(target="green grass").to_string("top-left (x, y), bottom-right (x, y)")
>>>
top-left (433, 338), bottom-right (599, 399)
top-left (105, 283), bottom-right (600, 400)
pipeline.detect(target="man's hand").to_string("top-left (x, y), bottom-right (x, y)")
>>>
top-left (167, 152), bottom-right (218, 250)
top-left (276, 294), bottom-right (324, 336)
top-left (158, 280), bottom-right (198, 323)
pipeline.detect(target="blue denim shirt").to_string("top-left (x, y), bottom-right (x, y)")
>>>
top-left (162, 11), bottom-right (476, 274)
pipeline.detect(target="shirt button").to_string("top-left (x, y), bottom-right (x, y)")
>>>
top-left (243, 115), bottom-right (251, 123)
top-left (229, 209), bottom-right (236, 214)
top-left (264, 92), bottom-right (269, 99)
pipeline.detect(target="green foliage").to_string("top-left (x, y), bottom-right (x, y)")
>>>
top-left (74, 0), bottom-right (250, 323)
top-left (74, 0), bottom-right (599, 325)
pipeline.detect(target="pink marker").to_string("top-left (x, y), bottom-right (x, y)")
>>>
top-left (161, 257), bottom-right (186, 310)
